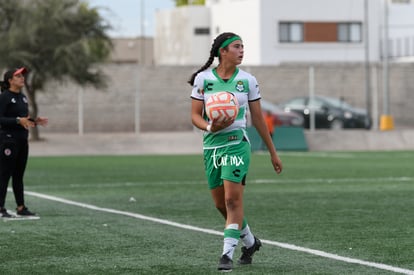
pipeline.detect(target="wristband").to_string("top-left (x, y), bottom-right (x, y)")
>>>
top-left (206, 124), bottom-right (212, 132)
top-left (16, 117), bottom-right (21, 125)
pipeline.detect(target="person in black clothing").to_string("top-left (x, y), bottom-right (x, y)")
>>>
top-left (0, 67), bottom-right (48, 218)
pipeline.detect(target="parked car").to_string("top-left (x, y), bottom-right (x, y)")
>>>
top-left (260, 99), bottom-right (304, 127)
top-left (280, 95), bottom-right (371, 129)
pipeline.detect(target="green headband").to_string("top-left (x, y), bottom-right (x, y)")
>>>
top-left (217, 36), bottom-right (242, 57)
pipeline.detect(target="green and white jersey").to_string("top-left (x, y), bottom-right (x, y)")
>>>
top-left (191, 67), bottom-right (261, 149)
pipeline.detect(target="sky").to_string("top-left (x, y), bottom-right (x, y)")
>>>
top-left (86, 0), bottom-right (175, 37)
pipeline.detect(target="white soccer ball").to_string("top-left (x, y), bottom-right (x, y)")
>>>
top-left (205, 92), bottom-right (239, 122)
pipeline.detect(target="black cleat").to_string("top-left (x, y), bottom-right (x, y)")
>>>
top-left (16, 206), bottom-right (36, 216)
top-left (238, 236), bottom-right (262, 265)
top-left (218, 254), bottom-right (233, 272)
top-left (1, 208), bottom-right (13, 218)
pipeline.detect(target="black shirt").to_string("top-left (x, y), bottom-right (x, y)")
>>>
top-left (0, 90), bottom-right (30, 139)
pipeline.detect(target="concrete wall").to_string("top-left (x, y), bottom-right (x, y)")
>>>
top-left (34, 62), bottom-right (414, 134)
top-left (36, 64), bottom-right (191, 133)
top-left (305, 129), bottom-right (414, 151)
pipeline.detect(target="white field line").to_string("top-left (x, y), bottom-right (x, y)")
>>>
top-left (25, 176), bottom-right (414, 190)
top-left (2, 210), bottom-right (40, 221)
top-left (24, 190), bottom-right (414, 275)
top-left (251, 176), bottom-right (414, 184)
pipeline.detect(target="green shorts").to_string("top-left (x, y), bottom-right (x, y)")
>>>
top-left (203, 139), bottom-right (251, 190)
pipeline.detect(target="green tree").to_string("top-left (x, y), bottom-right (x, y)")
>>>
top-left (175, 0), bottom-right (205, 7)
top-left (0, 0), bottom-right (113, 140)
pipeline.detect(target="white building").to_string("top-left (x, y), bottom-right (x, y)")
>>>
top-left (154, 0), bottom-right (414, 65)
top-left (154, 6), bottom-right (211, 65)
top-left (388, 2), bottom-right (414, 59)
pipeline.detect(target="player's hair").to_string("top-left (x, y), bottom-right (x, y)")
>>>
top-left (187, 32), bottom-right (240, 86)
top-left (0, 73), bottom-right (11, 92)
top-left (0, 81), bottom-right (9, 93)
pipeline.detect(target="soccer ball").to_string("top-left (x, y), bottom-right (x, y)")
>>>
top-left (205, 92), bottom-right (239, 122)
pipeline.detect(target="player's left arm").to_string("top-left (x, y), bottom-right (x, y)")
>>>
top-left (249, 100), bottom-right (282, 174)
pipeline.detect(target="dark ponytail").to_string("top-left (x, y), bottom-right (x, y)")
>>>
top-left (187, 32), bottom-right (239, 86)
top-left (0, 81), bottom-right (10, 93)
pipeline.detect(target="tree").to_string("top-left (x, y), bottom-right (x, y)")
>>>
top-left (174, 0), bottom-right (205, 7)
top-left (0, 0), bottom-right (113, 140)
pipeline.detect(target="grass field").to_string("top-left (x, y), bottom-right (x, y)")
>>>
top-left (1, 151), bottom-right (414, 274)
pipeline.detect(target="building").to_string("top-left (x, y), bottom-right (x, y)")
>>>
top-left (110, 37), bottom-right (154, 65)
top-left (154, 0), bottom-right (414, 65)
top-left (154, 5), bottom-right (211, 65)
top-left (388, 1), bottom-right (414, 59)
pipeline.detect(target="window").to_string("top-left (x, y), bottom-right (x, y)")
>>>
top-left (194, 27), bottom-right (210, 35)
top-left (392, 0), bottom-right (411, 3)
top-left (279, 22), bottom-right (303, 42)
top-left (284, 98), bottom-right (306, 110)
top-left (304, 22), bottom-right (337, 42)
top-left (338, 23), bottom-right (362, 42)
top-left (279, 21), bottom-right (362, 43)
top-left (308, 98), bottom-right (325, 110)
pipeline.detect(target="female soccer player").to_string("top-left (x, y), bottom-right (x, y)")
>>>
top-left (0, 67), bottom-right (48, 218)
top-left (189, 32), bottom-right (283, 271)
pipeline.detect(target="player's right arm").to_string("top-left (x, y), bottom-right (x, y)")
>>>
top-left (190, 73), bottom-right (233, 132)
top-left (191, 99), bottom-right (233, 133)
top-left (191, 98), bottom-right (210, 132)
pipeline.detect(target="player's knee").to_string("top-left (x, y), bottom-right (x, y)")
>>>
top-left (224, 197), bottom-right (241, 211)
